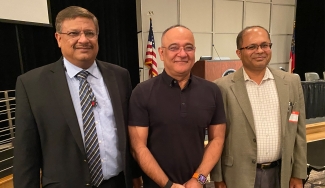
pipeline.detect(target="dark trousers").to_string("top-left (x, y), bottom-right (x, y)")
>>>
top-left (94, 171), bottom-right (126, 188)
top-left (254, 165), bottom-right (280, 188)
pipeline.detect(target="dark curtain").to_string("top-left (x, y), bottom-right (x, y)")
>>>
top-left (0, 0), bottom-right (139, 90)
top-left (295, 0), bottom-right (325, 80)
top-left (0, 23), bottom-right (22, 91)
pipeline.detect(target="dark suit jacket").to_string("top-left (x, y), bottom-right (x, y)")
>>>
top-left (13, 58), bottom-right (135, 188)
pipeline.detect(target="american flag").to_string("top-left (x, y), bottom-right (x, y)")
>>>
top-left (144, 18), bottom-right (158, 78)
top-left (289, 21), bottom-right (295, 73)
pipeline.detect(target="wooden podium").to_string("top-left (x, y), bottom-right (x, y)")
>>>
top-left (191, 59), bottom-right (242, 81)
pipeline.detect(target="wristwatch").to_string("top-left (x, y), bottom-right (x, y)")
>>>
top-left (192, 172), bottom-right (207, 185)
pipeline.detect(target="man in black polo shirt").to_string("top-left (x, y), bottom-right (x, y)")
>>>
top-left (128, 25), bottom-right (226, 188)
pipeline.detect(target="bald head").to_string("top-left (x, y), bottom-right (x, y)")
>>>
top-left (161, 25), bottom-right (194, 46)
top-left (158, 25), bottom-right (196, 80)
top-left (236, 26), bottom-right (270, 49)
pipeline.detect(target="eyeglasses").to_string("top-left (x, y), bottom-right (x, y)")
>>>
top-left (239, 43), bottom-right (272, 51)
top-left (59, 31), bottom-right (98, 39)
top-left (162, 45), bottom-right (196, 53)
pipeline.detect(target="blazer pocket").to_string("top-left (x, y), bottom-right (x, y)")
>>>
top-left (42, 176), bottom-right (59, 187)
top-left (222, 155), bottom-right (234, 167)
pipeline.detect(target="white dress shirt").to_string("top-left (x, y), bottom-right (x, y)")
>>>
top-left (243, 68), bottom-right (282, 163)
top-left (63, 58), bottom-right (122, 179)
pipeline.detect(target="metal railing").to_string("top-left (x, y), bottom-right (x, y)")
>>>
top-left (0, 90), bottom-right (15, 178)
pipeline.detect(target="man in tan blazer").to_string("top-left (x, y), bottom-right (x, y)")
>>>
top-left (211, 26), bottom-right (307, 188)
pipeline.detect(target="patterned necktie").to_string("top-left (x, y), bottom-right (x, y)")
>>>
top-left (76, 70), bottom-right (103, 187)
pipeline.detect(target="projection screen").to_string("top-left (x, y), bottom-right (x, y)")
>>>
top-left (0, 0), bottom-right (51, 26)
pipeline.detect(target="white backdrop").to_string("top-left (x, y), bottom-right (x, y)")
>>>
top-left (0, 0), bottom-right (50, 25)
top-left (137, 0), bottom-right (296, 81)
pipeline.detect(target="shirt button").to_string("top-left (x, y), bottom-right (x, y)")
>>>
top-left (99, 141), bottom-right (102, 144)
top-left (252, 159), bottom-right (256, 164)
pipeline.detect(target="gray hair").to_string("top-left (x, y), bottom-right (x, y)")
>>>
top-left (55, 6), bottom-right (99, 34)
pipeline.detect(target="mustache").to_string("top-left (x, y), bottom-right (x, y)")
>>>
top-left (73, 45), bottom-right (93, 49)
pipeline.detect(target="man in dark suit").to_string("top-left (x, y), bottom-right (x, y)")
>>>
top-left (13, 6), bottom-right (138, 188)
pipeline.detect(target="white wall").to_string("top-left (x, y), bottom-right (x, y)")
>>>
top-left (137, 0), bottom-right (296, 81)
top-left (0, 0), bottom-right (50, 25)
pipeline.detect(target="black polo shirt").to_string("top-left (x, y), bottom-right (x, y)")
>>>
top-left (129, 70), bottom-right (225, 187)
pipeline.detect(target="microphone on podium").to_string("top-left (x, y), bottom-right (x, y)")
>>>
top-left (212, 44), bottom-right (221, 60)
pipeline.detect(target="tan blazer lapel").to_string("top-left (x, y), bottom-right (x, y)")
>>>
top-left (230, 68), bottom-right (256, 134)
top-left (270, 68), bottom-right (289, 138)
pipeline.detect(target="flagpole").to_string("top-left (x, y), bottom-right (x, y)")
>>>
top-left (289, 21), bottom-right (296, 73)
top-left (144, 11), bottom-right (158, 79)
top-left (147, 11), bottom-right (153, 79)
top-left (146, 11), bottom-right (153, 80)
top-left (289, 3), bottom-right (297, 73)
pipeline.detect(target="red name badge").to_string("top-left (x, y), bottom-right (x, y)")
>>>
top-left (289, 111), bottom-right (299, 123)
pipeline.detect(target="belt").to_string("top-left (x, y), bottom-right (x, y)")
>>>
top-left (93, 171), bottom-right (124, 188)
top-left (256, 159), bottom-right (281, 169)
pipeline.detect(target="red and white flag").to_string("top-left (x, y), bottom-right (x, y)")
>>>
top-left (144, 18), bottom-right (158, 78)
top-left (288, 21), bottom-right (295, 73)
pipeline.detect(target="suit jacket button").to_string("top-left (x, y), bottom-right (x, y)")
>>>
top-left (253, 138), bottom-right (256, 142)
top-left (252, 159), bottom-right (256, 164)
top-left (84, 159), bottom-right (87, 162)
top-left (86, 183), bottom-right (90, 186)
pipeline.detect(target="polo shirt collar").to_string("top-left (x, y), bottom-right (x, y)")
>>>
top-left (161, 69), bottom-right (192, 88)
